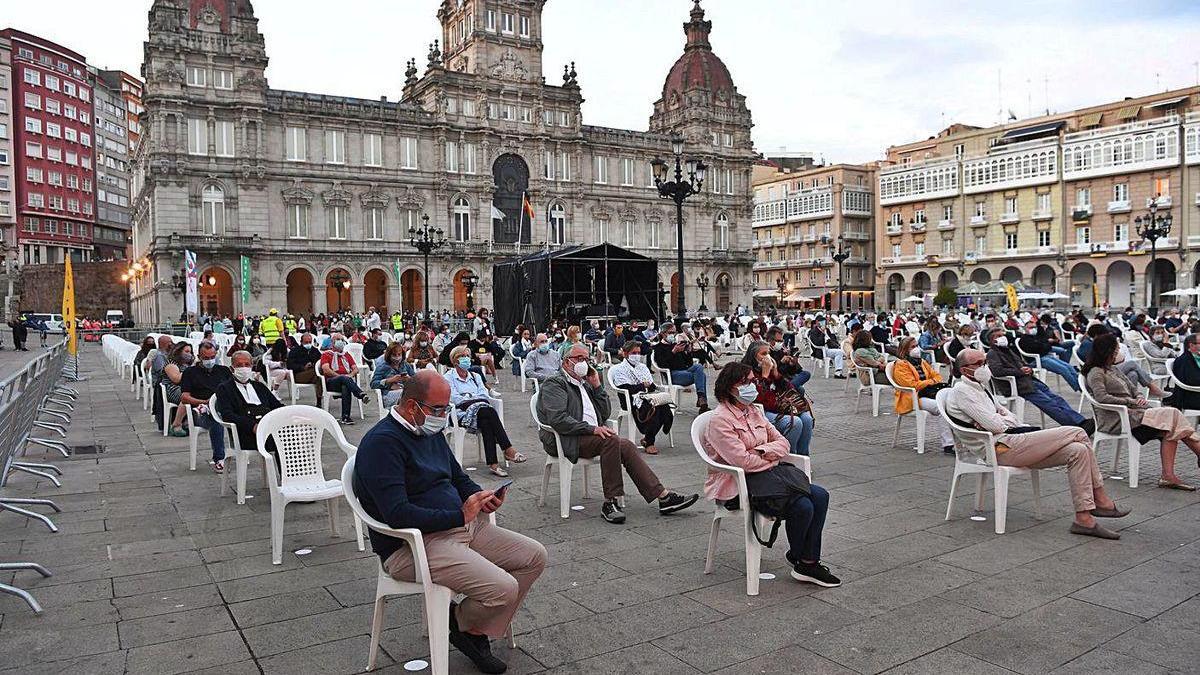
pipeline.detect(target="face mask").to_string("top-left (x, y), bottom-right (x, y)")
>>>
top-left (418, 411), bottom-right (448, 436)
top-left (735, 383), bottom-right (759, 404)
top-left (457, 356), bottom-right (472, 369)
top-left (971, 364), bottom-right (992, 384)
top-left (303, 342), bottom-right (314, 350)
top-left (908, 347), bottom-right (921, 359)
top-left (252, 338), bottom-right (261, 344)
top-left (627, 354), bottom-right (642, 366)
top-left (537, 344), bottom-right (550, 354)
top-left (233, 367), bottom-right (253, 383)
top-left (572, 360), bottom-right (590, 378)
top-left (994, 336), bottom-right (1009, 348)
top-left (418, 340), bottom-right (428, 347)
top-left (333, 340), bottom-right (347, 351)
top-left (180, 353), bottom-right (195, 365)
top-left (1154, 336), bottom-right (1165, 344)
top-left (198, 357), bottom-right (216, 369)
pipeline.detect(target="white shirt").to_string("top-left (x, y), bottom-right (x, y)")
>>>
top-left (236, 380), bottom-right (261, 405)
top-left (610, 359), bottom-right (652, 387)
top-left (565, 370), bottom-right (598, 426)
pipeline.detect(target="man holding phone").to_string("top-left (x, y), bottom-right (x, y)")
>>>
top-left (354, 371), bottom-right (546, 674)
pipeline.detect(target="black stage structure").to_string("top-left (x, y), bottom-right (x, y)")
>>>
top-left (492, 243), bottom-right (660, 335)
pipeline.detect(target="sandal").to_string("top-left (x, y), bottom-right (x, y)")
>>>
top-left (503, 450), bottom-right (527, 464)
top-left (210, 460), bottom-right (224, 474)
top-left (169, 427), bottom-right (189, 437)
top-left (640, 437), bottom-right (659, 455)
top-left (489, 465), bottom-right (510, 478)
top-left (1157, 479), bottom-right (1196, 491)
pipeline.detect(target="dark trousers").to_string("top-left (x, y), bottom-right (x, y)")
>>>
top-left (474, 405), bottom-right (511, 465)
top-left (576, 435), bottom-right (664, 502)
top-left (1024, 380), bottom-right (1085, 426)
top-left (327, 375), bottom-right (363, 418)
top-left (784, 484), bottom-right (829, 564)
top-left (632, 403), bottom-right (674, 446)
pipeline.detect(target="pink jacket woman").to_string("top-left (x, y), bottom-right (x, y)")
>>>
top-left (700, 400), bottom-right (791, 501)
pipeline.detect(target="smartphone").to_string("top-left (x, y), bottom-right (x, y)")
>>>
top-left (494, 479), bottom-right (514, 497)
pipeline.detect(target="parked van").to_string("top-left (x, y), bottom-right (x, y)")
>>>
top-left (23, 313), bottom-right (64, 333)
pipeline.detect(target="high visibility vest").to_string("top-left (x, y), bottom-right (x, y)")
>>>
top-left (391, 314), bottom-right (403, 330)
top-left (259, 316), bottom-right (282, 341)
top-left (285, 319), bottom-right (297, 334)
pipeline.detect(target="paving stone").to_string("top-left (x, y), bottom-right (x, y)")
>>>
top-left (876, 648), bottom-right (1016, 674)
top-left (1050, 649), bottom-right (1173, 674)
top-left (0, 622), bottom-right (120, 669)
top-left (228, 585), bottom-right (343, 628)
top-left (241, 605), bottom-right (378, 658)
top-left (819, 559), bottom-right (980, 618)
top-left (118, 604), bottom-right (235, 649)
top-left (707, 644), bottom-right (857, 675)
top-left (541, 642), bottom-right (699, 675)
top-left (123, 631), bottom-right (252, 675)
top-left (1069, 555), bottom-right (1200, 618)
top-left (259, 634), bottom-right (393, 675)
top-left (1106, 596), bottom-right (1200, 671)
top-left (111, 583), bottom-right (225, 620)
top-left (561, 562), bottom-right (742, 613)
top-left (939, 557), bottom-right (1108, 618)
top-left (0, 649), bottom-right (128, 675)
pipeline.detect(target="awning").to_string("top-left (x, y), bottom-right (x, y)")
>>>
top-left (752, 289), bottom-right (778, 298)
top-left (784, 292), bottom-right (816, 303)
top-left (1000, 120), bottom-right (1066, 141)
top-left (1146, 96), bottom-right (1188, 109)
top-left (1115, 104), bottom-right (1141, 120)
top-left (1077, 112), bottom-right (1103, 128)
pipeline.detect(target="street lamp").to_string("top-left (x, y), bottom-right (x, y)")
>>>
top-left (824, 234), bottom-right (850, 313)
top-left (408, 213), bottom-right (447, 318)
top-left (695, 272), bottom-right (710, 312)
top-left (1135, 195), bottom-right (1173, 315)
top-left (652, 133), bottom-right (706, 319)
top-left (328, 269), bottom-right (351, 313)
top-left (462, 272), bottom-right (480, 312)
top-left (776, 275), bottom-right (787, 309)
top-left (656, 281), bottom-right (669, 322)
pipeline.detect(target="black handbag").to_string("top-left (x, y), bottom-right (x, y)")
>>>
top-left (743, 462), bottom-right (812, 547)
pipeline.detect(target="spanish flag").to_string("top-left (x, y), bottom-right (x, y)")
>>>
top-left (62, 256), bottom-right (77, 356)
top-left (522, 192), bottom-right (535, 221)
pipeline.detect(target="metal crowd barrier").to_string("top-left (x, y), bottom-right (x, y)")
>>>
top-left (0, 339), bottom-right (75, 613)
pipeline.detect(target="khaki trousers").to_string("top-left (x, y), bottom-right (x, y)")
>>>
top-left (998, 426), bottom-right (1103, 512)
top-left (383, 516), bottom-right (547, 637)
top-left (577, 434), bottom-right (665, 502)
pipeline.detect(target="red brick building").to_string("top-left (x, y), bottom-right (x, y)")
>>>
top-left (3, 28), bottom-right (96, 265)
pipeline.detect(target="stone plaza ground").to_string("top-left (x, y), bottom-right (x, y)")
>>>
top-left (2, 345), bottom-right (1199, 674)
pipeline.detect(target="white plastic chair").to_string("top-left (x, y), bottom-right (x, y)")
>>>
top-left (211, 394), bottom-right (270, 504)
top-left (691, 410), bottom-right (811, 596)
top-left (511, 342), bottom-right (535, 393)
top-left (1164, 357), bottom-right (1200, 424)
top-left (852, 357), bottom-right (891, 417)
top-left (256, 406), bottom-right (365, 564)
top-left (530, 391), bottom-right (599, 519)
top-left (649, 351), bottom-right (695, 406)
top-left (885, 361), bottom-right (929, 453)
top-left (159, 382), bottom-right (201, 469)
top-left (1138, 340), bottom-right (1173, 389)
top-left (1080, 378), bottom-right (1145, 488)
top-left (987, 375), bottom-right (1028, 424)
top-left (446, 373), bottom-right (506, 466)
top-left (936, 389), bottom-right (1040, 534)
top-left (320, 373), bottom-right (366, 420)
top-left (606, 366), bottom-right (675, 447)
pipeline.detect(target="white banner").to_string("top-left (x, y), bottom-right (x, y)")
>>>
top-left (185, 249), bottom-right (199, 316)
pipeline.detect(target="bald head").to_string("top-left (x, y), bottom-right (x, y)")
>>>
top-left (157, 335), bottom-right (174, 350)
top-left (956, 348), bottom-right (988, 381)
top-left (400, 370), bottom-right (449, 408)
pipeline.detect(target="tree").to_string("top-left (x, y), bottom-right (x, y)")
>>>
top-left (933, 287), bottom-right (958, 308)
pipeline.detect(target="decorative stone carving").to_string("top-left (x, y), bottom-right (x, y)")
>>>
top-left (489, 50), bottom-right (529, 82)
top-left (321, 183), bottom-right (352, 207)
top-left (236, 71), bottom-right (266, 89)
top-left (398, 186), bottom-right (425, 210)
top-left (361, 186), bottom-right (391, 208)
top-left (281, 183), bottom-right (314, 205)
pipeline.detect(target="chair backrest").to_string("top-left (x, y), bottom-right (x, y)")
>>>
top-left (1079, 375), bottom-right (1133, 433)
top-left (689, 410), bottom-right (723, 471)
top-left (340, 454), bottom-right (391, 534)
top-left (256, 406), bottom-right (345, 488)
top-left (934, 388), bottom-right (997, 465)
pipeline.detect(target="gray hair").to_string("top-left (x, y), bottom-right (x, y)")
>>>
top-left (230, 350), bottom-right (253, 366)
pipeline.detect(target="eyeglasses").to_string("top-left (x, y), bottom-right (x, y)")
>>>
top-left (414, 400), bottom-right (452, 416)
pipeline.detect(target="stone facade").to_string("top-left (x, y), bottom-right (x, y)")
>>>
top-left (92, 69), bottom-right (135, 261)
top-left (18, 259), bottom-right (128, 317)
top-left (0, 36), bottom-right (15, 262)
top-left (130, 0), bottom-right (755, 323)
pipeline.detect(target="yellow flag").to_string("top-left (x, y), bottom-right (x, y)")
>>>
top-left (62, 256), bottom-right (77, 356)
top-left (1005, 283), bottom-right (1019, 313)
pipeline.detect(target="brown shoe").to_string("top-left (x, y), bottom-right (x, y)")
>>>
top-left (1090, 505), bottom-right (1131, 518)
top-left (1069, 522), bottom-right (1120, 540)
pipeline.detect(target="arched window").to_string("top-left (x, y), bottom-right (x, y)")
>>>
top-left (452, 196), bottom-right (470, 241)
top-left (202, 185), bottom-right (224, 235)
top-left (713, 212), bottom-right (729, 250)
top-left (548, 202), bottom-right (565, 245)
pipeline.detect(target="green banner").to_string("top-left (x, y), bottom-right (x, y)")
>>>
top-left (240, 255), bottom-right (251, 304)
top-left (393, 259), bottom-right (401, 312)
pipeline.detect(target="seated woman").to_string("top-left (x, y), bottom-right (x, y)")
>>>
top-left (741, 341), bottom-right (814, 457)
top-left (161, 342), bottom-right (194, 437)
top-left (700, 362), bottom-right (840, 588)
top-left (892, 336), bottom-right (956, 454)
top-left (467, 329), bottom-right (500, 378)
top-left (372, 341), bottom-right (415, 408)
top-left (407, 330), bottom-right (439, 371)
top-left (918, 318), bottom-right (949, 365)
top-left (1142, 325), bottom-right (1178, 376)
top-left (444, 345), bottom-right (525, 477)
top-left (609, 340), bottom-right (674, 455)
top-left (133, 336), bottom-right (156, 385)
top-left (851, 329), bottom-right (888, 384)
top-left (510, 325), bottom-right (532, 376)
top-left (1086, 333), bottom-right (1200, 490)
top-left (225, 334), bottom-right (249, 360)
top-left (262, 338), bottom-right (290, 391)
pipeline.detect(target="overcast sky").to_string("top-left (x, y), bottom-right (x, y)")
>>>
top-left (7, 0), bottom-right (1200, 162)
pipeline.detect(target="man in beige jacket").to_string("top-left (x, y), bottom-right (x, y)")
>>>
top-left (947, 348), bottom-right (1129, 540)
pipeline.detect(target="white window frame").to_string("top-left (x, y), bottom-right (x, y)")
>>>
top-left (202, 185), bottom-right (224, 235)
top-left (186, 66), bottom-right (206, 88)
top-left (187, 118), bottom-right (207, 156)
top-left (401, 137), bottom-right (418, 169)
top-left (1037, 230), bottom-right (1051, 248)
top-left (285, 127), bottom-right (306, 161)
top-left (214, 120), bottom-right (235, 157)
top-left (364, 133), bottom-right (383, 167)
top-left (714, 213), bottom-right (729, 250)
top-left (213, 69), bottom-right (234, 90)
top-left (462, 143), bottom-right (477, 174)
top-left (328, 205), bottom-right (348, 240)
top-left (445, 140), bottom-right (459, 173)
top-left (1005, 232), bottom-right (1018, 251)
top-left (288, 204), bottom-right (309, 238)
top-left (593, 156), bottom-right (608, 184)
top-left (366, 207), bottom-right (384, 240)
top-left (620, 158), bottom-right (634, 186)
top-left (549, 202), bottom-right (566, 245)
top-left (325, 129), bottom-right (345, 164)
top-left (558, 151), bottom-right (571, 181)
top-left (520, 15), bottom-right (530, 37)
top-left (452, 197), bottom-right (471, 241)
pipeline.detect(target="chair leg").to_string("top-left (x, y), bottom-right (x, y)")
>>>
top-left (353, 513), bottom-right (365, 552)
top-left (236, 453), bottom-right (249, 504)
top-left (704, 513), bottom-right (721, 574)
top-left (425, 587), bottom-right (453, 675)
top-left (537, 462), bottom-right (551, 507)
top-left (915, 413), bottom-right (927, 454)
top-left (328, 498), bottom-right (341, 537)
top-left (974, 474), bottom-right (989, 512)
top-left (944, 470), bottom-right (962, 521)
top-left (891, 414), bottom-right (901, 448)
top-left (1030, 470), bottom-right (1041, 518)
top-left (744, 513), bottom-right (763, 596)
top-left (993, 471), bottom-right (1011, 534)
top-left (854, 389), bottom-right (862, 414)
top-left (270, 501), bottom-right (286, 565)
top-left (557, 459), bottom-right (574, 519)
top-left (1128, 441), bottom-right (1141, 489)
top-left (188, 428), bottom-right (198, 472)
top-left (366, 592), bottom-right (387, 671)
top-left (872, 387), bottom-right (881, 417)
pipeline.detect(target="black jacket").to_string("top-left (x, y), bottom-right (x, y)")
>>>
top-left (287, 344), bottom-right (320, 372)
top-left (1165, 355), bottom-right (1200, 412)
top-left (652, 340), bottom-right (692, 371)
top-left (986, 345), bottom-right (1037, 396)
top-left (215, 379), bottom-right (284, 449)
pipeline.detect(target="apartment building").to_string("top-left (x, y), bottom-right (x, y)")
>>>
top-left (92, 68), bottom-right (137, 260)
top-left (0, 37), bottom-right (15, 262)
top-left (752, 162), bottom-right (877, 310)
top-left (877, 86), bottom-right (1200, 309)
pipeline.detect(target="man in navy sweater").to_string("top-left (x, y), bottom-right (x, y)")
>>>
top-left (354, 371), bottom-right (546, 674)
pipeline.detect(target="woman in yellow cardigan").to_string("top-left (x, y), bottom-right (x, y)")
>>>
top-left (892, 336), bottom-right (956, 454)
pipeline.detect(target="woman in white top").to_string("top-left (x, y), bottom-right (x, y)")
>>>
top-left (609, 341), bottom-right (674, 454)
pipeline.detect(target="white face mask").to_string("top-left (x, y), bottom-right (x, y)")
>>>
top-left (1026, 328), bottom-right (1038, 336)
top-left (627, 354), bottom-right (642, 366)
top-left (675, 334), bottom-right (688, 344)
top-left (971, 364), bottom-right (992, 384)
top-left (735, 383), bottom-right (759, 404)
top-left (420, 413), bottom-right (448, 435)
top-left (994, 336), bottom-right (1009, 348)
top-left (908, 347), bottom-right (922, 359)
top-left (572, 360), bottom-right (590, 378)
top-left (233, 367), bottom-right (254, 384)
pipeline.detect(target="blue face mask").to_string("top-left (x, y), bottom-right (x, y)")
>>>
top-left (537, 344), bottom-right (550, 354)
top-left (457, 356), bottom-right (472, 369)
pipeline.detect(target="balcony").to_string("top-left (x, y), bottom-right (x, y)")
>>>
top-left (841, 230), bottom-right (870, 241)
top-left (1062, 115), bottom-right (1181, 181)
top-left (1148, 195), bottom-right (1172, 208)
top-left (886, 224), bottom-right (903, 235)
top-left (1071, 205), bottom-right (1092, 220)
top-left (937, 219), bottom-right (955, 230)
top-left (910, 221), bottom-right (927, 232)
top-left (970, 215), bottom-right (988, 227)
top-left (803, 232), bottom-right (818, 242)
top-left (752, 260), bottom-right (788, 270)
top-left (999, 212), bottom-right (1020, 224)
top-left (878, 156), bottom-right (961, 205)
top-left (1066, 240), bottom-right (1129, 255)
top-left (1107, 200), bottom-right (1131, 214)
top-left (1032, 209), bottom-right (1053, 221)
top-left (789, 235), bottom-right (805, 244)
top-left (961, 137), bottom-right (1059, 194)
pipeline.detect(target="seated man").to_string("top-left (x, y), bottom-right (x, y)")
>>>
top-left (150, 334), bottom-right (174, 430)
top-left (949, 349), bottom-right (1128, 540)
top-left (286, 333), bottom-right (324, 399)
top-left (651, 325), bottom-right (710, 411)
top-left (522, 333), bottom-right (562, 383)
top-left (807, 318), bottom-right (845, 378)
top-left (537, 344), bottom-right (698, 524)
top-left (319, 333), bottom-right (370, 425)
top-left (602, 323), bottom-right (627, 359)
top-left (215, 350), bottom-right (284, 455)
top-left (180, 340), bottom-right (232, 473)
top-left (362, 328), bottom-right (388, 361)
top-left (984, 329), bottom-right (1094, 434)
top-left (354, 371), bottom-right (546, 674)
top-left (1017, 320), bottom-right (1080, 391)
top-left (766, 326), bottom-right (811, 393)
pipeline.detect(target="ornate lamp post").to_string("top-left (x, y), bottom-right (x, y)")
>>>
top-left (408, 213), bottom-right (447, 317)
top-left (1135, 196), bottom-right (1173, 315)
top-left (652, 134), bottom-right (706, 318)
top-left (824, 234), bottom-right (850, 312)
top-left (656, 281), bottom-right (669, 322)
top-left (462, 272), bottom-right (480, 312)
top-left (695, 272), bottom-right (710, 312)
top-left (328, 269), bottom-right (351, 313)
top-left (776, 275), bottom-right (788, 308)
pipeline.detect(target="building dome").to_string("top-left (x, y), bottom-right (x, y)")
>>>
top-left (661, 1), bottom-right (735, 104)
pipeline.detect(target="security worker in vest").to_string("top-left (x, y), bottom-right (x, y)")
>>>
top-left (259, 308), bottom-right (284, 342)
top-left (284, 314), bottom-right (298, 335)
top-left (391, 311), bottom-right (403, 332)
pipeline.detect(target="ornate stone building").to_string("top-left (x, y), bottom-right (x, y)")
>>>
top-left (129, 0), bottom-right (755, 323)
